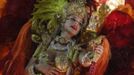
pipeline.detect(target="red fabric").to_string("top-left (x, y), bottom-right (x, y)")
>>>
top-left (101, 10), bottom-right (134, 49)
top-left (126, 0), bottom-right (134, 9)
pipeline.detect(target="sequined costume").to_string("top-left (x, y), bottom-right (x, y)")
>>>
top-left (26, 0), bottom-right (110, 75)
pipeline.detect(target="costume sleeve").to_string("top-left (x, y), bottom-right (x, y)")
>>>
top-left (79, 36), bottom-right (104, 67)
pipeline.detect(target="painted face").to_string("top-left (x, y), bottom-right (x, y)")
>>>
top-left (64, 15), bottom-right (81, 37)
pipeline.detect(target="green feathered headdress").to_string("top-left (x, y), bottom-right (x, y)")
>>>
top-left (31, 0), bottom-right (87, 43)
top-left (31, 0), bottom-right (67, 43)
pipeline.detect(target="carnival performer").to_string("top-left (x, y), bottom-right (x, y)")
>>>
top-left (26, 0), bottom-right (110, 75)
top-left (1, 0), bottom-right (110, 75)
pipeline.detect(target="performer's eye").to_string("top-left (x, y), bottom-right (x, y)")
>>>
top-left (71, 18), bottom-right (82, 25)
top-left (71, 18), bottom-right (76, 21)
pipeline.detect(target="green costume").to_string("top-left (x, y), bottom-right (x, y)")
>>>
top-left (26, 0), bottom-right (108, 75)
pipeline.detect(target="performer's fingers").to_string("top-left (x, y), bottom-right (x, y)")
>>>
top-left (53, 67), bottom-right (62, 72)
top-left (35, 64), bottom-right (48, 74)
top-left (50, 70), bottom-right (60, 75)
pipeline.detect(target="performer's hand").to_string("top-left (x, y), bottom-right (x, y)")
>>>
top-left (95, 45), bottom-right (103, 55)
top-left (35, 64), bottom-right (61, 75)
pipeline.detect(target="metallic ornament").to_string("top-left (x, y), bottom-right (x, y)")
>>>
top-left (79, 51), bottom-right (94, 67)
top-left (55, 55), bottom-right (70, 72)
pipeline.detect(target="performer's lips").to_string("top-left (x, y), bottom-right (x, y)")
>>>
top-left (71, 24), bottom-right (77, 31)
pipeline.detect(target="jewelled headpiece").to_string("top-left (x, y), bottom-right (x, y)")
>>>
top-left (66, 0), bottom-right (86, 19)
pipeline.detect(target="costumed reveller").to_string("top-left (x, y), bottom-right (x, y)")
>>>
top-left (1, 0), bottom-right (110, 75)
top-left (26, 0), bottom-right (110, 75)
